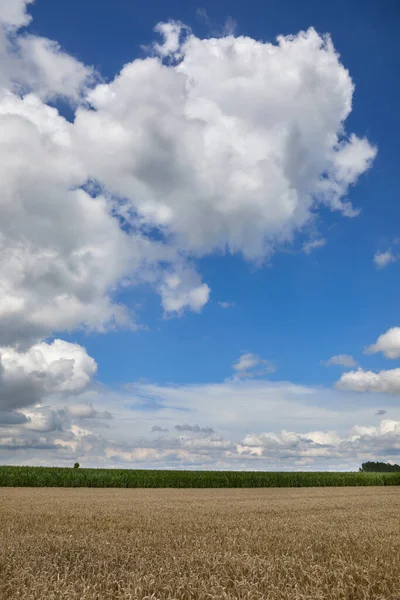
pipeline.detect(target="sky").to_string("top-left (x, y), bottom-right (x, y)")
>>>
top-left (0, 0), bottom-right (400, 471)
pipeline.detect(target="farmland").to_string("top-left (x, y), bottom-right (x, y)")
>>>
top-left (1, 487), bottom-right (400, 599)
top-left (1, 465), bottom-right (400, 487)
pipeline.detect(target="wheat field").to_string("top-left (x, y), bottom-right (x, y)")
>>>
top-left (1, 487), bottom-right (399, 599)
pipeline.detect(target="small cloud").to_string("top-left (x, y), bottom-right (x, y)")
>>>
top-left (175, 424), bottom-right (214, 434)
top-left (151, 425), bottom-right (169, 433)
top-left (234, 353), bottom-right (261, 371)
top-left (233, 353), bottom-right (276, 378)
top-left (218, 301), bottom-right (235, 309)
top-left (303, 238), bottom-right (326, 254)
top-left (374, 250), bottom-right (397, 269)
top-left (66, 404), bottom-right (112, 420)
top-left (336, 367), bottom-right (400, 394)
top-left (196, 7), bottom-right (210, 25)
top-left (321, 354), bottom-right (357, 368)
top-left (196, 10), bottom-right (236, 39)
top-left (365, 327), bottom-right (400, 359)
top-left (375, 410), bottom-right (387, 416)
top-left (222, 16), bottom-right (237, 36)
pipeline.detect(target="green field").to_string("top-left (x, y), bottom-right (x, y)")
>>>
top-left (1, 466), bottom-right (400, 487)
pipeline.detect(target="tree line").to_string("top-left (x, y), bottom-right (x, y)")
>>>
top-left (359, 461), bottom-right (400, 472)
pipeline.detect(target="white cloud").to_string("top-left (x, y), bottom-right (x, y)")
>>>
top-left (16, 35), bottom-right (95, 102)
top-left (180, 435), bottom-right (231, 450)
top-left (237, 419), bottom-right (400, 461)
top-left (158, 267), bottom-right (210, 315)
top-left (322, 354), bottom-right (357, 367)
top-left (240, 429), bottom-right (342, 454)
top-left (303, 238), bottom-right (326, 254)
top-left (349, 419), bottom-right (400, 449)
top-left (336, 368), bottom-right (400, 394)
top-left (374, 250), bottom-right (397, 269)
top-left (330, 134), bottom-right (375, 190)
top-left (234, 353), bottom-right (261, 371)
top-left (0, 11), bottom-right (384, 469)
top-left (0, 0), bottom-right (33, 28)
top-left (0, 14), bottom-right (376, 351)
top-left (2, 378), bottom-right (400, 469)
top-left (233, 353), bottom-right (275, 377)
top-left (175, 424), bottom-right (214, 434)
top-left (0, 340), bottom-right (97, 413)
top-left (152, 21), bottom-right (188, 59)
top-left (74, 23), bottom-right (376, 262)
top-left (335, 328), bottom-right (400, 394)
top-left (0, 3), bottom-right (147, 348)
top-left (0, 3), bottom-right (93, 102)
top-left (218, 301), bottom-right (234, 309)
top-left (104, 446), bottom-right (209, 464)
top-left (65, 403), bottom-right (112, 420)
top-left (0, 91), bottom-right (146, 347)
top-left (365, 327), bottom-right (400, 359)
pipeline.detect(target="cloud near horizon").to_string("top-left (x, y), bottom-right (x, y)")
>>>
top-left (337, 368), bottom-right (400, 394)
top-left (1, 378), bottom-right (399, 470)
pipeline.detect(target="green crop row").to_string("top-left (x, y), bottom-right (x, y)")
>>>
top-left (1, 466), bottom-right (400, 488)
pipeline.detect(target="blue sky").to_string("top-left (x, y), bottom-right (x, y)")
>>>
top-left (0, 0), bottom-right (399, 470)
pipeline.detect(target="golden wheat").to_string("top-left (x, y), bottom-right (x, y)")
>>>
top-left (1, 487), bottom-right (399, 599)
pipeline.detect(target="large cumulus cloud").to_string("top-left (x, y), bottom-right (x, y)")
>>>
top-left (0, 3), bottom-right (376, 345)
top-left (0, 92), bottom-right (138, 348)
top-left (74, 23), bottom-right (376, 261)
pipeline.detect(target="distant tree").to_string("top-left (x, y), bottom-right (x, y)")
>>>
top-left (74, 462), bottom-right (80, 469)
top-left (359, 461), bottom-right (400, 472)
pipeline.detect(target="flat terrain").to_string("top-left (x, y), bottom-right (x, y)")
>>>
top-left (1, 487), bottom-right (399, 599)
top-left (2, 465), bottom-right (400, 487)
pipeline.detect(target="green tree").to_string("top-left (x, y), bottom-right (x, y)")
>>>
top-left (360, 461), bottom-right (400, 472)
